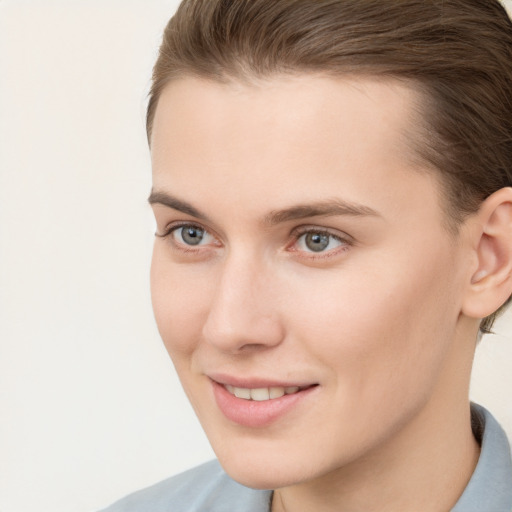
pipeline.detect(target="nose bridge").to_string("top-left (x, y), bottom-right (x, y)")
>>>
top-left (202, 249), bottom-right (283, 352)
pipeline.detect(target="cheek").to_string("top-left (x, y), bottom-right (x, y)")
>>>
top-left (150, 245), bottom-right (211, 357)
top-left (285, 246), bottom-right (460, 404)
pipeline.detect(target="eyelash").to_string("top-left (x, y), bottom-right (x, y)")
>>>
top-left (156, 222), bottom-right (352, 259)
top-left (156, 222), bottom-right (219, 253)
top-left (288, 227), bottom-right (352, 259)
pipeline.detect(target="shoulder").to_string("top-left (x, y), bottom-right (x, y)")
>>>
top-left (99, 459), bottom-right (272, 512)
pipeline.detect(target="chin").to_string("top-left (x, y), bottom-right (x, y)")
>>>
top-left (215, 446), bottom-right (323, 490)
top-left (220, 461), bottom-right (298, 490)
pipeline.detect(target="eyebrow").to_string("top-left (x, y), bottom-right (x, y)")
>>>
top-left (148, 190), bottom-right (210, 221)
top-left (264, 200), bottom-right (380, 225)
top-left (148, 190), bottom-right (380, 225)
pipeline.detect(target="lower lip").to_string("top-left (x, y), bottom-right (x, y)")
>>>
top-left (211, 380), bottom-right (317, 428)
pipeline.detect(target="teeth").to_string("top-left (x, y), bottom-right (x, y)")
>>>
top-left (269, 387), bottom-right (285, 399)
top-left (226, 385), bottom-right (303, 401)
top-left (234, 387), bottom-right (251, 399)
top-left (251, 388), bottom-right (270, 401)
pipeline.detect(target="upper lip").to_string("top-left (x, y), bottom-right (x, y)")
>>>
top-left (208, 373), bottom-right (318, 389)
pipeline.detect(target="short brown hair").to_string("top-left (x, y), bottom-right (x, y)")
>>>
top-left (147, 0), bottom-right (512, 334)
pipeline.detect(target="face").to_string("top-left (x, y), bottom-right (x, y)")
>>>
top-left (149, 75), bottom-right (473, 489)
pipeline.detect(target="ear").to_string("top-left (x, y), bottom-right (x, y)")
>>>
top-left (462, 187), bottom-right (512, 320)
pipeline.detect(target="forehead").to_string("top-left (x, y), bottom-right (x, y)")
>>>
top-left (151, 73), bottom-right (421, 167)
top-left (150, 74), bottom-right (444, 228)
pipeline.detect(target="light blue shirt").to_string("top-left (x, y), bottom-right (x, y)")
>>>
top-left (101, 404), bottom-right (512, 512)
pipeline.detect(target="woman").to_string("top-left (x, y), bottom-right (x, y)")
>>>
top-left (103, 0), bottom-right (512, 510)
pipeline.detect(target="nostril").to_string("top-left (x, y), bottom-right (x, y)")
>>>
top-left (239, 342), bottom-right (272, 351)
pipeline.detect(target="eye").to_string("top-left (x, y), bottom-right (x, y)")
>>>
top-left (293, 229), bottom-right (348, 255)
top-left (167, 224), bottom-right (216, 247)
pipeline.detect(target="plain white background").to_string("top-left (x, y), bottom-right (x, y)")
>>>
top-left (1, 1), bottom-right (512, 511)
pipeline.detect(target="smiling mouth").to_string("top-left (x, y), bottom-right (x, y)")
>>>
top-left (212, 380), bottom-right (319, 426)
top-left (224, 384), bottom-right (314, 401)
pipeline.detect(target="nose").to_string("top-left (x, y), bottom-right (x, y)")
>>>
top-left (201, 253), bottom-right (285, 353)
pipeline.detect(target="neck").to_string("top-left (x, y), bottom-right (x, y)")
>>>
top-left (272, 402), bottom-right (479, 512)
top-left (272, 326), bottom-right (480, 512)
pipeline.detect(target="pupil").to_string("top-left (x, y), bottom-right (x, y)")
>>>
top-left (182, 226), bottom-right (204, 245)
top-left (305, 233), bottom-right (329, 252)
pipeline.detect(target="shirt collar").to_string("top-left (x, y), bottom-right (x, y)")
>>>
top-left (451, 403), bottom-right (512, 511)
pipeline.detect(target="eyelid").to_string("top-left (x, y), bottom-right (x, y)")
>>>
top-left (290, 224), bottom-right (353, 243)
top-left (156, 221), bottom-right (222, 248)
top-left (158, 220), bottom-right (206, 237)
top-left (287, 225), bottom-right (353, 257)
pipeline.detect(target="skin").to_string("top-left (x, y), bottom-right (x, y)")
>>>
top-left (149, 75), bottom-right (490, 511)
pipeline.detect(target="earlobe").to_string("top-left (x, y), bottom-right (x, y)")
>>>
top-left (462, 187), bottom-right (512, 320)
